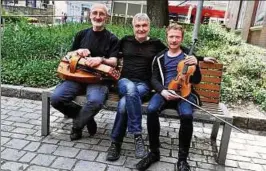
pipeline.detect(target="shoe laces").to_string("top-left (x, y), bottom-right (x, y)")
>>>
top-left (138, 153), bottom-right (153, 167)
top-left (109, 143), bottom-right (118, 155)
top-left (135, 136), bottom-right (144, 149)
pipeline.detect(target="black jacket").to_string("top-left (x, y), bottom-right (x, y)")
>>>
top-left (151, 46), bottom-right (202, 105)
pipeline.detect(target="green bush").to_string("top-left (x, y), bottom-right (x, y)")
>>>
top-left (2, 22), bottom-right (266, 110)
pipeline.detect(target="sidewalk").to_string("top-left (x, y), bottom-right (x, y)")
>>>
top-left (1, 96), bottom-right (266, 171)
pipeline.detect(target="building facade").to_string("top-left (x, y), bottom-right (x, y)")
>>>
top-left (225, 0), bottom-right (266, 48)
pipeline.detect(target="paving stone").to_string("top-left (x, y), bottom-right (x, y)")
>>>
top-left (1, 131), bottom-right (12, 137)
top-left (236, 150), bottom-right (260, 158)
top-left (19, 152), bottom-right (37, 162)
top-left (23, 142), bottom-right (41, 152)
top-left (189, 153), bottom-right (208, 163)
top-left (160, 156), bottom-right (178, 163)
top-left (1, 148), bottom-right (26, 161)
top-left (224, 159), bottom-right (239, 168)
top-left (22, 114), bottom-right (40, 120)
top-left (147, 161), bottom-right (175, 171)
top-left (1, 120), bottom-right (14, 125)
top-left (12, 122), bottom-right (35, 129)
top-left (7, 110), bottom-right (27, 117)
top-left (76, 149), bottom-right (99, 161)
top-left (10, 133), bottom-right (28, 139)
top-left (26, 165), bottom-right (59, 171)
top-left (96, 152), bottom-right (126, 166)
top-left (42, 136), bottom-right (60, 144)
top-left (226, 154), bottom-right (251, 162)
top-left (24, 135), bottom-right (43, 142)
top-left (1, 125), bottom-right (16, 132)
top-left (107, 165), bottom-right (131, 171)
top-left (197, 161), bottom-right (217, 170)
top-left (12, 127), bottom-right (37, 135)
top-left (122, 143), bottom-right (135, 150)
top-left (74, 143), bottom-right (92, 149)
top-left (124, 157), bottom-right (141, 169)
top-left (91, 145), bottom-right (109, 152)
top-left (53, 146), bottom-right (80, 157)
top-left (1, 161), bottom-right (28, 171)
top-left (51, 157), bottom-right (76, 170)
top-left (4, 138), bottom-right (30, 150)
top-left (37, 144), bottom-right (58, 154)
top-left (238, 161), bottom-right (264, 171)
top-left (1, 137), bottom-right (11, 145)
top-left (58, 140), bottom-right (75, 147)
top-left (27, 119), bottom-right (41, 125)
top-left (73, 160), bottom-right (106, 171)
top-left (75, 138), bottom-right (100, 145)
top-left (5, 116), bottom-right (29, 123)
top-left (30, 154), bottom-right (56, 166)
top-left (18, 107), bottom-right (36, 113)
top-left (99, 139), bottom-right (111, 147)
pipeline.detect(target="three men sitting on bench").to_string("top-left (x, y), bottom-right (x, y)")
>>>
top-left (51, 3), bottom-right (216, 171)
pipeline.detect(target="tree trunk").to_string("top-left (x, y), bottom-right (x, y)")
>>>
top-left (147, 0), bottom-right (169, 27)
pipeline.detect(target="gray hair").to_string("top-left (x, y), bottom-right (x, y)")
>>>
top-left (91, 3), bottom-right (109, 15)
top-left (132, 13), bottom-right (150, 25)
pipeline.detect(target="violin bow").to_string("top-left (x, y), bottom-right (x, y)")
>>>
top-left (170, 92), bottom-right (246, 133)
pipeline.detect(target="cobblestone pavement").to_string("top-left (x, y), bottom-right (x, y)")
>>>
top-left (1, 96), bottom-right (266, 171)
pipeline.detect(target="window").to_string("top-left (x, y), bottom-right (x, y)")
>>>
top-left (253, 1), bottom-right (266, 26)
top-left (113, 2), bottom-right (126, 15)
top-left (236, 0), bottom-right (247, 29)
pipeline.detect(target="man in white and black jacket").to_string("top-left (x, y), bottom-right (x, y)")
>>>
top-left (137, 23), bottom-right (203, 171)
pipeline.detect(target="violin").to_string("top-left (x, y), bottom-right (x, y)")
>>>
top-left (168, 40), bottom-right (197, 97)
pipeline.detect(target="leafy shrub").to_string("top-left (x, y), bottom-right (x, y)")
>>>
top-left (2, 22), bottom-right (266, 110)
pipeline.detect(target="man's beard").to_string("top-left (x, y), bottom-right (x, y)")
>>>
top-left (91, 20), bottom-right (105, 27)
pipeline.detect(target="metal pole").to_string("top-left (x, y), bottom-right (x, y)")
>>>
top-left (192, 0), bottom-right (204, 41)
top-left (110, 0), bottom-right (114, 24)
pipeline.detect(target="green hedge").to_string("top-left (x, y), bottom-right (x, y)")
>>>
top-left (2, 22), bottom-right (266, 110)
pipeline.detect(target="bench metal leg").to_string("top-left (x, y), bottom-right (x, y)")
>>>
top-left (211, 121), bottom-right (220, 140)
top-left (41, 91), bottom-right (51, 136)
top-left (217, 123), bottom-right (232, 165)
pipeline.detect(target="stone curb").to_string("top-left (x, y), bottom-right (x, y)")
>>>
top-left (1, 84), bottom-right (266, 131)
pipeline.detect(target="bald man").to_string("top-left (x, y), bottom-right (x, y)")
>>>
top-left (51, 3), bottom-right (120, 141)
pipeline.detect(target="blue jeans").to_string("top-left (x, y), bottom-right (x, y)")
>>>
top-left (111, 78), bottom-right (150, 143)
top-left (146, 93), bottom-right (195, 161)
top-left (51, 80), bottom-right (108, 129)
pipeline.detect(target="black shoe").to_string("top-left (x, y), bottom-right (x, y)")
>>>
top-left (70, 127), bottom-right (82, 141)
top-left (177, 160), bottom-right (191, 171)
top-left (136, 152), bottom-right (160, 171)
top-left (134, 134), bottom-right (146, 158)
top-left (106, 142), bottom-right (121, 161)
top-left (86, 118), bottom-right (97, 136)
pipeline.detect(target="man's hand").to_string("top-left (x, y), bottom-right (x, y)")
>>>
top-left (184, 55), bottom-right (197, 65)
top-left (203, 57), bottom-right (217, 64)
top-left (85, 57), bottom-right (103, 67)
top-left (76, 48), bottom-right (91, 57)
top-left (161, 90), bottom-right (179, 101)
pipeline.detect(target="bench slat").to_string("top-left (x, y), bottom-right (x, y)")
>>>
top-left (194, 83), bottom-right (220, 91)
top-left (201, 69), bottom-right (223, 77)
top-left (196, 90), bottom-right (220, 98)
top-left (199, 97), bottom-right (219, 103)
top-left (201, 76), bottom-right (222, 84)
top-left (199, 62), bottom-right (223, 69)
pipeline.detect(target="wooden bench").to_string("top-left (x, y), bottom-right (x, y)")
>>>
top-left (41, 61), bottom-right (232, 165)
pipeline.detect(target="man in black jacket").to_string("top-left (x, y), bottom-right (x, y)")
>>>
top-left (51, 3), bottom-right (119, 141)
top-left (136, 23), bottom-right (201, 171)
top-left (106, 13), bottom-right (166, 161)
